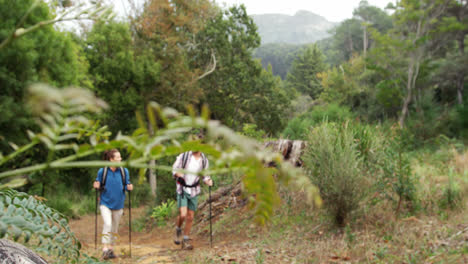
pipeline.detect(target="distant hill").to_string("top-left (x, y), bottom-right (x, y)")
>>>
top-left (252, 10), bottom-right (337, 44)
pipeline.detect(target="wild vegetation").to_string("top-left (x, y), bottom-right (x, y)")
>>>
top-left (0, 0), bottom-right (467, 263)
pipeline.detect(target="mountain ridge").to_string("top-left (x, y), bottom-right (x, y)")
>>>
top-left (251, 10), bottom-right (337, 44)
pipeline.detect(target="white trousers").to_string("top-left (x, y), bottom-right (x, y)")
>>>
top-left (100, 205), bottom-right (123, 245)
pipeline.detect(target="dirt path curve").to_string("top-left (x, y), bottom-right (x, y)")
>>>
top-left (69, 207), bottom-right (209, 263)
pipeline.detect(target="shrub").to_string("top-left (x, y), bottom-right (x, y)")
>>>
top-left (379, 127), bottom-right (419, 215)
top-left (46, 196), bottom-right (74, 218)
top-left (283, 103), bottom-right (353, 140)
top-left (151, 200), bottom-right (177, 226)
top-left (450, 95), bottom-right (468, 139)
top-left (241, 123), bottom-right (266, 141)
top-left (404, 94), bottom-right (454, 147)
top-left (303, 122), bottom-right (368, 226)
top-left (438, 168), bottom-right (462, 210)
top-left (128, 181), bottom-right (152, 208)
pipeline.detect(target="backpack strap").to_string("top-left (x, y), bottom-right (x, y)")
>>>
top-left (201, 153), bottom-right (207, 169)
top-left (119, 167), bottom-right (126, 192)
top-left (181, 151), bottom-right (190, 169)
top-left (100, 167), bottom-right (108, 191)
top-left (100, 166), bottom-right (126, 192)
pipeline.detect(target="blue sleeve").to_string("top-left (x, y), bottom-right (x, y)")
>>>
top-left (96, 168), bottom-right (104, 182)
top-left (125, 168), bottom-right (130, 185)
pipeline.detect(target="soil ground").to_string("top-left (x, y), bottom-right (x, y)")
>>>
top-left (70, 206), bottom-right (215, 264)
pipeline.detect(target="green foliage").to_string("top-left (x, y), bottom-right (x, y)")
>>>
top-left (195, 5), bottom-right (290, 134)
top-left (151, 200), bottom-right (176, 226)
top-left (84, 20), bottom-right (154, 135)
top-left (46, 195), bottom-right (74, 218)
top-left (318, 55), bottom-right (372, 108)
top-left (128, 181), bottom-right (152, 208)
top-left (283, 103), bottom-right (353, 140)
top-left (255, 248), bottom-right (265, 264)
top-left (241, 123), bottom-right (266, 141)
top-left (0, 84), bottom-right (320, 227)
top-left (404, 94), bottom-right (455, 147)
top-left (253, 43), bottom-right (307, 79)
top-left (303, 122), bottom-right (368, 226)
top-left (451, 95), bottom-right (468, 139)
top-left (285, 44), bottom-right (325, 99)
top-left (0, 188), bottom-right (81, 262)
top-left (379, 127), bottom-right (418, 214)
top-left (0, 0), bottom-right (91, 151)
top-left (328, 18), bottom-right (363, 63)
top-left (438, 168), bottom-right (461, 210)
top-left (344, 224), bottom-right (356, 248)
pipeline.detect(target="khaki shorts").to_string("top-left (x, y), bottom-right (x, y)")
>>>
top-left (177, 191), bottom-right (198, 211)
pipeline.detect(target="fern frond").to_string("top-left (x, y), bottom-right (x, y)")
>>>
top-left (0, 189), bottom-right (80, 262)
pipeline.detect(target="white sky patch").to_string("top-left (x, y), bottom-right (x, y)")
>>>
top-left (212, 0), bottom-right (394, 22)
top-left (110, 0), bottom-right (395, 24)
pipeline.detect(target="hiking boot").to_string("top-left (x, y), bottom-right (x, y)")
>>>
top-left (182, 238), bottom-right (194, 250)
top-left (108, 249), bottom-right (117, 259)
top-left (102, 250), bottom-right (111, 260)
top-left (174, 228), bottom-right (182, 245)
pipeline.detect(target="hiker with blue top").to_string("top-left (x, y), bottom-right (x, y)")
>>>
top-left (172, 149), bottom-right (213, 250)
top-left (93, 149), bottom-right (133, 260)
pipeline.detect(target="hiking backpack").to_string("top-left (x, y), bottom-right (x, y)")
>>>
top-left (177, 152), bottom-right (208, 188)
top-left (100, 167), bottom-right (126, 192)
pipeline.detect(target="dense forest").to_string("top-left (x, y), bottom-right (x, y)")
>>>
top-left (0, 0), bottom-right (467, 263)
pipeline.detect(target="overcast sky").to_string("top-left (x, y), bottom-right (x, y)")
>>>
top-left (113, 0), bottom-right (394, 23)
top-left (213, 0), bottom-right (394, 22)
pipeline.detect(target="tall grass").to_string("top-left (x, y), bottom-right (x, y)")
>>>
top-left (303, 122), bottom-right (369, 226)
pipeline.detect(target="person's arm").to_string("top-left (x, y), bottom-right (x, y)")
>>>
top-left (172, 154), bottom-right (183, 179)
top-left (93, 168), bottom-right (103, 189)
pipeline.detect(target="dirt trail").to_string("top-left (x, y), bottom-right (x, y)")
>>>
top-left (69, 207), bottom-right (212, 263)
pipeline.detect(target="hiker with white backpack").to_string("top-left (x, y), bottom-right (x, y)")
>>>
top-left (172, 150), bottom-right (213, 250)
top-left (93, 149), bottom-right (133, 259)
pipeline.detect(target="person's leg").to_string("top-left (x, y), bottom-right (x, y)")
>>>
top-left (182, 210), bottom-right (195, 250)
top-left (175, 192), bottom-right (188, 245)
top-left (183, 193), bottom-right (198, 237)
top-left (110, 209), bottom-right (124, 248)
top-left (176, 206), bottom-right (188, 227)
top-left (100, 205), bottom-right (112, 258)
top-left (106, 209), bottom-right (123, 258)
top-left (182, 194), bottom-right (198, 250)
top-left (183, 209), bottom-right (195, 236)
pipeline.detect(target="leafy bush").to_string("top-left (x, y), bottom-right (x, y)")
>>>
top-left (46, 197), bottom-right (74, 218)
top-left (241, 123), bottom-right (266, 141)
top-left (379, 127), bottom-right (419, 215)
top-left (283, 103), bottom-right (354, 140)
top-left (151, 200), bottom-right (177, 226)
top-left (303, 122), bottom-right (368, 226)
top-left (450, 95), bottom-right (468, 139)
top-left (438, 168), bottom-right (462, 210)
top-left (128, 181), bottom-right (152, 208)
top-left (404, 94), bottom-right (455, 147)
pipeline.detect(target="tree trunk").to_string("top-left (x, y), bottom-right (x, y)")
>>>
top-left (0, 239), bottom-right (48, 264)
top-left (147, 122), bottom-right (157, 197)
top-left (148, 159), bottom-right (157, 197)
top-left (399, 59), bottom-right (415, 127)
top-left (456, 34), bottom-right (465, 104)
top-left (363, 25), bottom-right (368, 58)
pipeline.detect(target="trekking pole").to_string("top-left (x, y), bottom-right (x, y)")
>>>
top-left (128, 190), bottom-right (132, 258)
top-left (209, 185), bottom-right (212, 248)
top-left (95, 188), bottom-right (98, 250)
